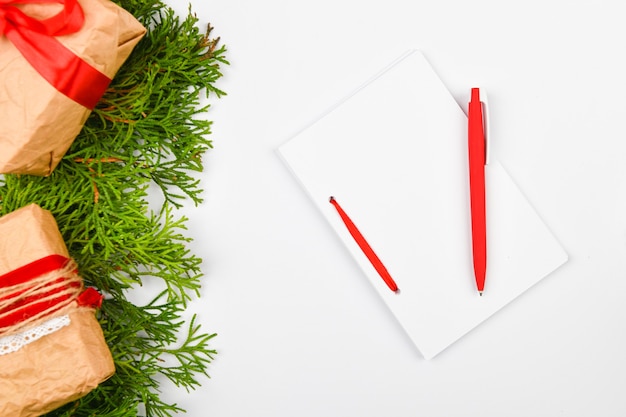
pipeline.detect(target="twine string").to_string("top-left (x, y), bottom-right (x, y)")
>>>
top-left (0, 259), bottom-right (83, 337)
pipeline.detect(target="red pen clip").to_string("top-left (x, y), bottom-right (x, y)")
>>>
top-left (481, 90), bottom-right (490, 165)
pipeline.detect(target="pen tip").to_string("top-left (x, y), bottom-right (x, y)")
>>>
top-left (479, 291), bottom-right (483, 297)
top-left (394, 288), bottom-right (401, 295)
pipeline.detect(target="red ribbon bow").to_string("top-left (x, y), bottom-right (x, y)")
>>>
top-left (0, 0), bottom-right (111, 109)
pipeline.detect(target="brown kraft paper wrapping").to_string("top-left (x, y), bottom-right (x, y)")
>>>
top-left (0, 204), bottom-right (115, 416)
top-left (0, 0), bottom-right (146, 176)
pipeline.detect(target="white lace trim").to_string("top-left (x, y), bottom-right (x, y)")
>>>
top-left (0, 315), bottom-right (71, 356)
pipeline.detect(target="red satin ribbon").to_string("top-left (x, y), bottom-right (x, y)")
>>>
top-left (0, 254), bottom-right (103, 330)
top-left (77, 286), bottom-right (103, 308)
top-left (0, 0), bottom-right (111, 109)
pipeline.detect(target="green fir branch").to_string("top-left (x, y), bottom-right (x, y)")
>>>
top-left (0, 0), bottom-right (227, 415)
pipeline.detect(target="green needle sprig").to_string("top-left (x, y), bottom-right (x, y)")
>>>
top-left (0, 1), bottom-right (227, 415)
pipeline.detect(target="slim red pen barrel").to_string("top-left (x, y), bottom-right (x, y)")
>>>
top-left (329, 197), bottom-right (399, 293)
top-left (468, 88), bottom-right (487, 293)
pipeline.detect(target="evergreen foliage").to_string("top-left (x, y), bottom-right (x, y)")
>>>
top-left (0, 0), bottom-right (227, 415)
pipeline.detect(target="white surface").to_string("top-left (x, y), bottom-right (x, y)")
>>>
top-left (162, 0), bottom-right (626, 415)
top-left (278, 50), bottom-right (567, 360)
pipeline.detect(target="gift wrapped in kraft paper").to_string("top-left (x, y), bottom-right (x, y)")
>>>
top-left (0, 204), bottom-right (115, 417)
top-left (0, 0), bottom-right (146, 176)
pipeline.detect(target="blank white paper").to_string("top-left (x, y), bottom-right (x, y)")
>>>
top-left (278, 50), bottom-right (568, 360)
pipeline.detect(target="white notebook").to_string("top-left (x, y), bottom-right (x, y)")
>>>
top-left (278, 50), bottom-right (568, 359)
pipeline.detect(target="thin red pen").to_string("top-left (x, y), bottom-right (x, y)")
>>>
top-left (329, 196), bottom-right (399, 293)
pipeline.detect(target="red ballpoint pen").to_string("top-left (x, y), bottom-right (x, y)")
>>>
top-left (468, 88), bottom-right (487, 295)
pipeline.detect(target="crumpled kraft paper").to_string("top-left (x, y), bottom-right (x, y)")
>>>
top-left (0, 306), bottom-right (115, 417)
top-left (0, 204), bottom-right (69, 271)
top-left (0, 204), bottom-right (115, 416)
top-left (0, 0), bottom-right (146, 176)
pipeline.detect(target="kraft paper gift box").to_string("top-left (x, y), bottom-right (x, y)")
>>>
top-left (0, 0), bottom-right (146, 176)
top-left (0, 204), bottom-right (115, 417)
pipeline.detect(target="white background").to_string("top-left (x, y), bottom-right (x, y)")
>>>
top-left (158, 1), bottom-right (626, 416)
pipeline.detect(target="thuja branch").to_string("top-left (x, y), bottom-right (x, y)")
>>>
top-left (0, 0), bottom-right (227, 416)
top-left (83, 4), bottom-right (228, 208)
